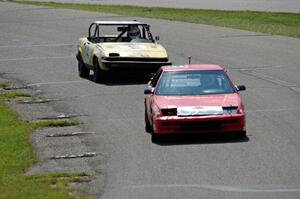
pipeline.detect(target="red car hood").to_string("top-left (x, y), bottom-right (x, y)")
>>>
top-left (154, 93), bottom-right (241, 108)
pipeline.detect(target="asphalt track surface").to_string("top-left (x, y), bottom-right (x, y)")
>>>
top-left (28, 0), bottom-right (300, 13)
top-left (1, 2), bottom-right (300, 199)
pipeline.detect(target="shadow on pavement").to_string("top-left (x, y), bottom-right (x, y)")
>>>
top-left (153, 133), bottom-right (250, 146)
top-left (86, 73), bottom-right (150, 86)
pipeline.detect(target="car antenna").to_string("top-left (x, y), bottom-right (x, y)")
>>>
top-left (188, 56), bottom-right (191, 64)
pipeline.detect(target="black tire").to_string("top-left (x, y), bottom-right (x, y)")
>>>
top-left (145, 109), bottom-right (152, 133)
top-left (151, 133), bottom-right (160, 143)
top-left (78, 54), bottom-right (89, 78)
top-left (235, 131), bottom-right (247, 139)
top-left (93, 61), bottom-right (105, 83)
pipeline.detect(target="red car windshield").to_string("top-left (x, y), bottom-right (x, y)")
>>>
top-left (156, 70), bottom-right (235, 96)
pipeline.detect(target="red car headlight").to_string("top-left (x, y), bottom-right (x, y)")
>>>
top-left (222, 107), bottom-right (238, 114)
top-left (161, 108), bottom-right (177, 116)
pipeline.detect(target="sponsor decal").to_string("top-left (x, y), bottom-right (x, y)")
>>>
top-left (124, 44), bottom-right (144, 50)
top-left (177, 106), bottom-right (223, 116)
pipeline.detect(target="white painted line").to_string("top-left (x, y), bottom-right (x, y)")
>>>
top-left (123, 184), bottom-right (300, 193)
top-left (4, 80), bottom-right (87, 90)
top-left (27, 80), bottom-right (87, 87)
top-left (3, 86), bottom-right (29, 90)
top-left (240, 70), bottom-right (300, 87)
top-left (46, 132), bottom-right (95, 137)
top-left (0, 55), bottom-right (73, 62)
top-left (0, 43), bottom-right (74, 48)
top-left (19, 99), bottom-right (55, 104)
top-left (71, 131), bottom-right (96, 135)
top-left (36, 113), bottom-right (87, 120)
top-left (51, 152), bottom-right (96, 159)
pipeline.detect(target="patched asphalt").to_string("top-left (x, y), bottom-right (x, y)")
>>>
top-left (0, 2), bottom-right (300, 199)
top-left (1, 77), bottom-right (99, 195)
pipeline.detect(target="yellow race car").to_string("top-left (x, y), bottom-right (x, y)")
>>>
top-left (76, 21), bottom-right (171, 82)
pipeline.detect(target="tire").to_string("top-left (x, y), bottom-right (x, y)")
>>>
top-left (145, 109), bottom-right (152, 133)
top-left (151, 123), bottom-right (161, 143)
top-left (151, 133), bottom-right (160, 143)
top-left (78, 54), bottom-right (89, 78)
top-left (235, 131), bottom-right (247, 139)
top-left (145, 110), bottom-right (160, 143)
top-left (93, 61), bottom-right (105, 83)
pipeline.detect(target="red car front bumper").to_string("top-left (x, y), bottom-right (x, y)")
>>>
top-left (153, 114), bottom-right (245, 134)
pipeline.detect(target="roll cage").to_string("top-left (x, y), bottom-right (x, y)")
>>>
top-left (88, 21), bottom-right (154, 43)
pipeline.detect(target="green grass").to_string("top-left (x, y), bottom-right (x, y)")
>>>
top-left (0, 91), bottom-right (32, 99)
top-left (11, 0), bottom-right (300, 38)
top-left (32, 119), bottom-right (79, 128)
top-left (0, 83), bottom-right (7, 88)
top-left (0, 91), bottom-right (88, 199)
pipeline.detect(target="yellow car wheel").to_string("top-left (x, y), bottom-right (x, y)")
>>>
top-left (93, 61), bottom-right (105, 83)
top-left (78, 54), bottom-right (89, 78)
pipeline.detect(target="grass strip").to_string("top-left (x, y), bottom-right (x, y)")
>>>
top-left (11, 0), bottom-right (300, 38)
top-left (0, 83), bottom-right (7, 88)
top-left (32, 119), bottom-right (79, 127)
top-left (0, 91), bottom-right (32, 99)
top-left (0, 91), bottom-right (88, 199)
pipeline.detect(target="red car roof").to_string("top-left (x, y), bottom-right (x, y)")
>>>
top-left (161, 64), bottom-right (225, 72)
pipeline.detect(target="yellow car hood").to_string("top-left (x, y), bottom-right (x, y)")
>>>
top-left (98, 43), bottom-right (168, 58)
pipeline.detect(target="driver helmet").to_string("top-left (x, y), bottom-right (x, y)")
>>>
top-left (128, 25), bottom-right (141, 39)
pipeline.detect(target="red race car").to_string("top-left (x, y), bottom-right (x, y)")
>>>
top-left (144, 64), bottom-right (246, 142)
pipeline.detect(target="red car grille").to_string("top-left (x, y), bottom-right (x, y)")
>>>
top-left (180, 121), bottom-right (222, 131)
top-left (161, 119), bottom-right (240, 131)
